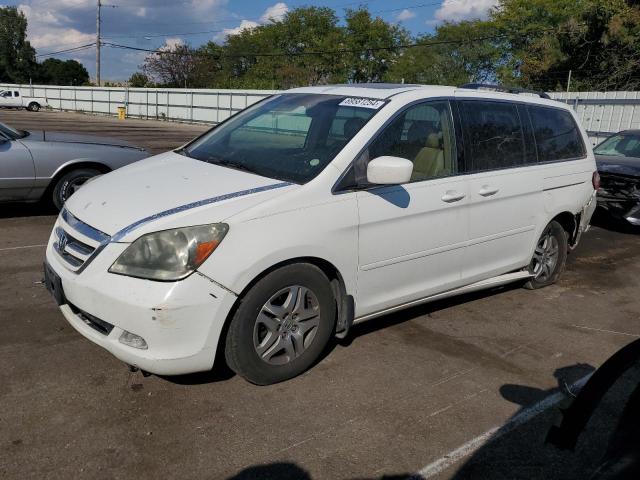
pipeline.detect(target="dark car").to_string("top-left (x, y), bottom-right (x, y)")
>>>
top-left (594, 130), bottom-right (640, 225)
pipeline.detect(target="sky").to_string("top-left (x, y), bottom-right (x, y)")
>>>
top-left (5, 0), bottom-right (500, 81)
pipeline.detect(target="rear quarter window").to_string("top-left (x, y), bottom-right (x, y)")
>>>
top-left (528, 106), bottom-right (586, 162)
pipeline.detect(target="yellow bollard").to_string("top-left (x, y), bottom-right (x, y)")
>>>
top-left (117, 106), bottom-right (127, 120)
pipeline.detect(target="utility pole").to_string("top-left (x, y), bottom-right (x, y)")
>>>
top-left (96, 0), bottom-right (101, 86)
top-left (566, 69), bottom-right (572, 93)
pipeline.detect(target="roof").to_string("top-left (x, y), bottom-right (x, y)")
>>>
top-left (284, 83), bottom-right (567, 108)
top-left (286, 84), bottom-right (453, 100)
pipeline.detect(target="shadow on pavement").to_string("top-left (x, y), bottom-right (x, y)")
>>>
top-left (451, 357), bottom-right (640, 480)
top-left (590, 208), bottom-right (640, 235)
top-left (227, 462), bottom-right (412, 480)
top-left (343, 282), bottom-right (523, 347)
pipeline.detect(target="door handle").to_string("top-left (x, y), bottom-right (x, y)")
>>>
top-left (441, 190), bottom-right (466, 203)
top-left (478, 185), bottom-right (500, 197)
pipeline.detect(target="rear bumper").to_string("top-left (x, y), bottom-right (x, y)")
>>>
top-left (45, 238), bottom-right (237, 375)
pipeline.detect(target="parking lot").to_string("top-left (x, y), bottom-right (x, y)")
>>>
top-left (1, 110), bottom-right (640, 480)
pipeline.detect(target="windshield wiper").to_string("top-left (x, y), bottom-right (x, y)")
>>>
top-left (208, 158), bottom-right (263, 176)
top-left (174, 147), bottom-right (192, 158)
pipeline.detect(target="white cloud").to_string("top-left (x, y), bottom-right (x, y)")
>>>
top-left (396, 9), bottom-right (416, 22)
top-left (216, 20), bottom-right (260, 40)
top-left (18, 3), bottom-right (93, 51)
top-left (135, 7), bottom-right (147, 17)
top-left (214, 2), bottom-right (288, 42)
top-left (29, 29), bottom-right (94, 50)
top-left (162, 37), bottom-right (184, 50)
top-left (260, 2), bottom-right (288, 23)
top-left (434, 0), bottom-right (499, 22)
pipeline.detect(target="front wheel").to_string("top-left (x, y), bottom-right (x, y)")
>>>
top-left (524, 220), bottom-right (568, 290)
top-left (225, 264), bottom-right (336, 385)
top-left (52, 168), bottom-right (101, 210)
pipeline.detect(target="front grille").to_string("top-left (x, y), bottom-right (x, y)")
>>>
top-left (53, 208), bottom-right (110, 273)
top-left (69, 303), bottom-right (114, 336)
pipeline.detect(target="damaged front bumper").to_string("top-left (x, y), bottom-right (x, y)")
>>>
top-left (45, 238), bottom-right (238, 375)
top-left (597, 172), bottom-right (640, 225)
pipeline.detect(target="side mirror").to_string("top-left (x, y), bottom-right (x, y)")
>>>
top-left (366, 156), bottom-right (413, 185)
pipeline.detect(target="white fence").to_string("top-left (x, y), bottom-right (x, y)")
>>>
top-left (2, 84), bottom-right (639, 144)
top-left (550, 91), bottom-right (640, 145)
top-left (0, 84), bottom-right (275, 124)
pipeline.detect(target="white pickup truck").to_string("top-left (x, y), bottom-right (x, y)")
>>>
top-left (0, 89), bottom-right (48, 111)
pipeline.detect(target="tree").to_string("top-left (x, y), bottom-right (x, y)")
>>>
top-left (385, 21), bottom-right (504, 85)
top-left (215, 7), bottom-right (346, 89)
top-left (342, 8), bottom-right (409, 83)
top-left (128, 72), bottom-right (151, 87)
top-left (0, 7), bottom-right (37, 83)
top-left (38, 58), bottom-right (89, 86)
top-left (489, 0), bottom-right (640, 90)
top-left (142, 43), bottom-right (198, 87)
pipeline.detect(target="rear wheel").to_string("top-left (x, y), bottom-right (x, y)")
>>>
top-left (225, 264), bottom-right (336, 385)
top-left (27, 102), bottom-right (40, 112)
top-left (52, 168), bottom-right (101, 210)
top-left (524, 220), bottom-right (568, 290)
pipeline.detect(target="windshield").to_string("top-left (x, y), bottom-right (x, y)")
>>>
top-left (184, 94), bottom-right (383, 184)
top-left (0, 122), bottom-right (26, 139)
top-left (594, 133), bottom-right (640, 158)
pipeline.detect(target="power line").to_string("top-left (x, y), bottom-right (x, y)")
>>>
top-left (101, 23), bottom-right (587, 60)
top-left (36, 43), bottom-right (96, 58)
top-left (103, 33), bottom-right (513, 59)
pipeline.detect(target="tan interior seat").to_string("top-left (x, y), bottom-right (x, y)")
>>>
top-left (412, 133), bottom-right (445, 180)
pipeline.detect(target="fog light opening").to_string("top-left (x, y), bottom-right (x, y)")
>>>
top-left (119, 330), bottom-right (148, 350)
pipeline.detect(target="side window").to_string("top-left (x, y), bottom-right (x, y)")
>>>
top-left (461, 100), bottom-right (525, 172)
top-left (13, 91), bottom-right (19, 97)
top-left (0, 91), bottom-right (10, 98)
top-left (528, 106), bottom-right (586, 162)
top-left (228, 107), bottom-right (312, 150)
top-left (366, 101), bottom-right (457, 182)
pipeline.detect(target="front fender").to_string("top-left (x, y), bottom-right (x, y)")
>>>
top-left (197, 197), bottom-right (359, 299)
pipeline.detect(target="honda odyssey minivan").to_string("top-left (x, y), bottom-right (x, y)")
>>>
top-left (44, 84), bottom-right (598, 385)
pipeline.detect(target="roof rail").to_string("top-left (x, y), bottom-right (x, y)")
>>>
top-left (459, 83), bottom-right (551, 100)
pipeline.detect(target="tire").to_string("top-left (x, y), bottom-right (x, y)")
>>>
top-left (225, 264), bottom-right (336, 385)
top-left (27, 102), bottom-right (40, 112)
top-left (524, 220), bottom-right (568, 290)
top-left (52, 168), bottom-right (101, 211)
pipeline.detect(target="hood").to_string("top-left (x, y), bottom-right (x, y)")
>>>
top-left (596, 154), bottom-right (640, 177)
top-left (65, 151), bottom-right (294, 240)
top-left (26, 130), bottom-right (144, 150)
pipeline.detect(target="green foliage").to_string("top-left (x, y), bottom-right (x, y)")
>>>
top-left (342, 8), bottom-right (409, 83)
top-left (130, 1), bottom-right (640, 91)
top-left (0, 7), bottom-right (37, 83)
top-left (128, 72), bottom-right (151, 88)
top-left (39, 58), bottom-right (89, 86)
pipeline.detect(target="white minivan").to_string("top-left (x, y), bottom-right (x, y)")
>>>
top-left (44, 84), bottom-right (598, 384)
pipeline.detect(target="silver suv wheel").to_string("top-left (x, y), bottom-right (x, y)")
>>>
top-left (253, 286), bottom-right (320, 365)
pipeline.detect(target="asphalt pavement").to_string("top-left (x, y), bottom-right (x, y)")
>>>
top-left (1, 109), bottom-right (639, 480)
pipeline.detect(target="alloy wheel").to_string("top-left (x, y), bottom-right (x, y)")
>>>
top-left (253, 285), bottom-right (321, 366)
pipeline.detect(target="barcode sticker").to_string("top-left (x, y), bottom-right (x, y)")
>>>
top-left (339, 97), bottom-right (386, 109)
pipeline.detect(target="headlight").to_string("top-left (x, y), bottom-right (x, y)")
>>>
top-left (109, 224), bottom-right (228, 281)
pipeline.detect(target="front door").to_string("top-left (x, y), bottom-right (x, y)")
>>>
top-left (355, 100), bottom-right (469, 317)
top-left (0, 137), bottom-right (35, 201)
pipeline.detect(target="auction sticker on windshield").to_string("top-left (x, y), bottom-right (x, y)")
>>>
top-left (339, 97), bottom-right (386, 109)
